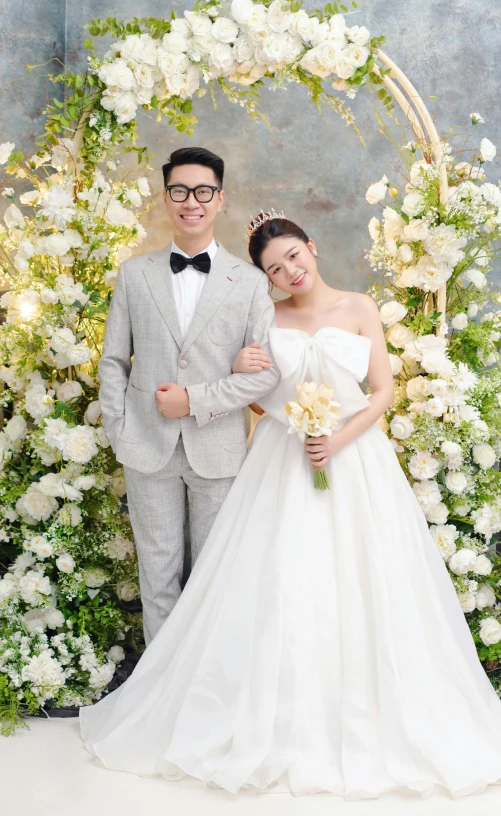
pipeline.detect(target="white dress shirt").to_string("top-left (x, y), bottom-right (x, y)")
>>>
top-left (171, 239), bottom-right (218, 342)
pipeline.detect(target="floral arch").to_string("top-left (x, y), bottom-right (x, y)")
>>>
top-left (0, 0), bottom-right (501, 732)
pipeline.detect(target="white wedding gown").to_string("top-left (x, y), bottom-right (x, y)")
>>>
top-left (80, 327), bottom-right (501, 799)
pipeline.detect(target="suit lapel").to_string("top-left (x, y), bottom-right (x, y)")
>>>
top-left (142, 247), bottom-right (183, 350)
top-left (180, 245), bottom-right (242, 355)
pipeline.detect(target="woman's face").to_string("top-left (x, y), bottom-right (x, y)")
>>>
top-left (260, 236), bottom-right (318, 295)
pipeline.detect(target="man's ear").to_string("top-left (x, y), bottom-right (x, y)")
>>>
top-left (217, 189), bottom-right (225, 212)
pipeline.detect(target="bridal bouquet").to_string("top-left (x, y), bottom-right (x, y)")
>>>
top-left (285, 382), bottom-right (341, 490)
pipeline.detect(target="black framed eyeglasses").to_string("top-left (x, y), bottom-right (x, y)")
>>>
top-left (165, 184), bottom-right (221, 203)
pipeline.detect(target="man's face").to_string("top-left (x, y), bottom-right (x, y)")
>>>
top-left (163, 163), bottom-right (224, 241)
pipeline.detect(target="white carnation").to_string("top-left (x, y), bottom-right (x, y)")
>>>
top-left (413, 479), bottom-right (441, 510)
top-left (424, 502), bottom-right (449, 524)
top-left (16, 487), bottom-right (58, 522)
top-left (430, 524), bottom-right (458, 560)
top-left (475, 585), bottom-right (497, 610)
top-left (61, 425), bottom-right (98, 464)
top-left (409, 451), bottom-right (441, 480)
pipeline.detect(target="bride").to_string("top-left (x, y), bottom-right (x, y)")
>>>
top-left (80, 212), bottom-right (501, 799)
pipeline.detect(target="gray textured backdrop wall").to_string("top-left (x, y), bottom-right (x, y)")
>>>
top-left (1, 0), bottom-right (500, 289)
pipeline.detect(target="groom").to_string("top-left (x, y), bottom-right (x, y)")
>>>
top-left (99, 147), bottom-right (279, 645)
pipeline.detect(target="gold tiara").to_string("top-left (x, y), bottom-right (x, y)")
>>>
top-left (247, 208), bottom-right (286, 238)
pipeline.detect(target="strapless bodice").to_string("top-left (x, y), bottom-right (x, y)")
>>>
top-left (258, 327), bottom-right (372, 426)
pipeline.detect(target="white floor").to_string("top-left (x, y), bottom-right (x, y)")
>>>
top-left (4, 717), bottom-right (501, 816)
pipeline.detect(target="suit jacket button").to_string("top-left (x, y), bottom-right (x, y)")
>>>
top-left (179, 359), bottom-right (188, 369)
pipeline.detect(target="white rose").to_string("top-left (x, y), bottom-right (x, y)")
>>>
top-left (37, 473), bottom-right (82, 501)
top-left (467, 303), bottom-right (479, 319)
top-left (56, 380), bottom-right (83, 403)
top-left (387, 323), bottom-right (415, 349)
top-left (413, 479), bottom-right (441, 509)
top-left (395, 265), bottom-right (423, 289)
top-left (105, 535), bottom-right (135, 561)
top-left (424, 396), bottom-right (446, 417)
top-left (475, 585), bottom-right (497, 610)
top-left (366, 175), bottom-right (388, 205)
top-left (416, 255), bottom-right (453, 293)
top-left (267, 0), bottom-right (294, 33)
top-left (72, 475), bottom-right (96, 491)
top-left (458, 592), bottom-right (476, 613)
top-left (409, 451), bottom-right (441, 480)
top-left (448, 547), bottom-right (477, 575)
top-left (84, 400), bottom-right (102, 426)
top-left (458, 404), bottom-right (480, 423)
top-left (347, 25), bottom-right (370, 45)
top-left (463, 268), bottom-right (486, 289)
top-left (57, 503), bottom-right (82, 527)
top-left (421, 350), bottom-right (454, 377)
top-left (382, 208), bottom-right (406, 241)
top-left (231, 0), bottom-right (256, 25)
top-left (44, 608), bottom-right (65, 629)
top-left (5, 415), bottom-right (27, 442)
top-left (98, 59), bottom-right (135, 91)
top-left (120, 33), bottom-right (158, 65)
top-left (480, 138), bottom-right (496, 162)
top-left (56, 553), bottom-right (76, 573)
top-left (368, 216), bottom-right (381, 241)
top-left (474, 554), bottom-right (492, 576)
top-left (445, 470), bottom-right (468, 495)
top-left (111, 470), bottom-right (127, 497)
top-left (162, 31), bottom-right (189, 54)
top-left (116, 580), bottom-right (138, 601)
top-left (388, 353), bottom-right (403, 376)
top-left (22, 609), bottom-right (48, 635)
top-left (454, 503), bottom-right (470, 516)
top-left (209, 42), bottom-right (236, 74)
top-left (335, 57), bottom-right (356, 80)
top-left (379, 300), bottom-right (407, 326)
top-left (401, 218), bottom-right (429, 242)
top-left (451, 313), bottom-right (468, 331)
top-left (343, 42), bottom-right (369, 68)
top-left (95, 427), bottom-right (110, 448)
top-left (113, 93), bottom-right (138, 125)
top-left (390, 414), bottom-right (415, 440)
top-left (4, 203), bottom-right (26, 230)
top-left (479, 182), bottom-right (501, 208)
top-left (479, 617), bottom-right (501, 646)
top-left (430, 524), bottom-right (458, 560)
top-left (84, 568), bottom-right (108, 588)
top-left (27, 535), bottom-right (54, 559)
top-left (406, 377), bottom-right (431, 400)
top-left (472, 443), bottom-right (497, 470)
top-left (108, 645), bottom-right (126, 663)
top-left (425, 502), bottom-right (449, 524)
top-left (212, 16), bottom-right (239, 43)
top-left (0, 141), bottom-right (15, 164)
top-left (402, 191), bottom-right (426, 218)
top-left (185, 11), bottom-right (214, 38)
top-left (398, 244), bottom-right (414, 264)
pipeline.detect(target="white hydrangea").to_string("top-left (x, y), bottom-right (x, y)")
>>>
top-left (413, 479), bottom-right (442, 510)
top-left (21, 651), bottom-right (66, 700)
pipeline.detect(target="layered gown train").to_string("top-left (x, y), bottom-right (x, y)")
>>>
top-left (80, 327), bottom-right (501, 799)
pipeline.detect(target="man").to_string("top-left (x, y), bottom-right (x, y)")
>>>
top-left (99, 147), bottom-right (279, 645)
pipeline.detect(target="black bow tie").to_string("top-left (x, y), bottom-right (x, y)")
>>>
top-left (170, 251), bottom-right (211, 275)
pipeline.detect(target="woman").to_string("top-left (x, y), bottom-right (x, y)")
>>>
top-left (80, 214), bottom-right (501, 799)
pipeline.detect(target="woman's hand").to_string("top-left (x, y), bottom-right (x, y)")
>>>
top-left (232, 343), bottom-right (272, 374)
top-left (305, 433), bottom-right (345, 469)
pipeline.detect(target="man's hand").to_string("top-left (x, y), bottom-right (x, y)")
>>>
top-left (156, 383), bottom-right (190, 418)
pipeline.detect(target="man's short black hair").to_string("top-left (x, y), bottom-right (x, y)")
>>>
top-left (162, 147), bottom-right (224, 189)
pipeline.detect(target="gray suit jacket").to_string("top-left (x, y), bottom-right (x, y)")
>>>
top-left (98, 244), bottom-right (280, 477)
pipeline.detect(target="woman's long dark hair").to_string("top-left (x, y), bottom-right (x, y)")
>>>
top-left (248, 215), bottom-right (310, 270)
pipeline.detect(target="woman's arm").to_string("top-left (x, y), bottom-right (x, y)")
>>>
top-left (305, 294), bottom-right (395, 469)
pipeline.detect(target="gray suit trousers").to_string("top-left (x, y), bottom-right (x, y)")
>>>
top-left (124, 437), bottom-right (234, 645)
